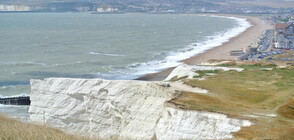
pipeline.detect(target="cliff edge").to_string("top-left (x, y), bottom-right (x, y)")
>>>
top-left (29, 76), bottom-right (251, 139)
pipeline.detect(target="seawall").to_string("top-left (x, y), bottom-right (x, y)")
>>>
top-left (0, 96), bottom-right (30, 105)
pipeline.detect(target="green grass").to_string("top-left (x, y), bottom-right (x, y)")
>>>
top-left (185, 69), bottom-right (279, 104)
top-left (238, 64), bottom-right (276, 70)
top-left (215, 60), bottom-right (237, 66)
top-left (193, 70), bottom-right (222, 78)
top-left (170, 63), bottom-right (294, 139)
top-left (219, 61), bottom-right (277, 70)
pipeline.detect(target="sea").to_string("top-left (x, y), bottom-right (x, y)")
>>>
top-left (0, 13), bottom-right (251, 120)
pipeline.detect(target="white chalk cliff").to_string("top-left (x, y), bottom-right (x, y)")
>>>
top-left (29, 66), bottom-right (251, 140)
top-left (165, 64), bottom-right (243, 81)
top-left (0, 4), bottom-right (30, 11)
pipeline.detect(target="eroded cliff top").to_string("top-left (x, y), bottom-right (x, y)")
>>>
top-left (167, 61), bottom-right (294, 139)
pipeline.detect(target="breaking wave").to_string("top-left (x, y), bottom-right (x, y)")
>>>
top-left (0, 93), bottom-right (30, 99)
top-left (94, 16), bottom-right (252, 80)
top-left (1, 61), bottom-right (47, 66)
top-left (89, 51), bottom-right (125, 57)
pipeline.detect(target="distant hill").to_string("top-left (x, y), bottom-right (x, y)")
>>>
top-left (0, 0), bottom-right (293, 13)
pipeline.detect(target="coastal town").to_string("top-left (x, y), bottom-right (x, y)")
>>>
top-left (237, 15), bottom-right (294, 65)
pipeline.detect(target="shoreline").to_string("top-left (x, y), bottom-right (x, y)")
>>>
top-left (137, 15), bottom-right (273, 81)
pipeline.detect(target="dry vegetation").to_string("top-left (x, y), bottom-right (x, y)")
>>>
top-left (278, 97), bottom-right (294, 119)
top-left (170, 61), bottom-right (294, 139)
top-left (0, 116), bottom-right (90, 140)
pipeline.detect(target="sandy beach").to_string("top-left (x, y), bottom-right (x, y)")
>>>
top-left (137, 15), bottom-right (273, 81)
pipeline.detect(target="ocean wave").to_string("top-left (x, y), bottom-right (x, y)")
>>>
top-left (0, 85), bottom-right (16, 89)
top-left (0, 93), bottom-right (30, 99)
top-left (0, 104), bottom-right (30, 109)
top-left (53, 61), bottom-right (84, 66)
top-left (0, 81), bottom-right (30, 87)
top-left (0, 104), bottom-right (30, 122)
top-left (1, 61), bottom-right (47, 66)
top-left (93, 16), bottom-right (251, 80)
top-left (89, 51), bottom-right (125, 57)
top-left (152, 51), bottom-right (169, 58)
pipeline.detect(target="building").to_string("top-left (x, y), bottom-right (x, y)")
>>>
top-left (275, 34), bottom-right (289, 49)
top-left (96, 7), bottom-right (118, 13)
top-left (274, 23), bottom-right (294, 50)
top-left (275, 23), bottom-right (288, 35)
top-left (286, 23), bottom-right (294, 35)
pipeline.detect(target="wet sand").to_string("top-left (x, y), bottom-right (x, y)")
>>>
top-left (137, 15), bottom-right (273, 81)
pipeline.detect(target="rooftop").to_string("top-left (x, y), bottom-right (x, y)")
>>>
top-left (275, 23), bottom-right (288, 30)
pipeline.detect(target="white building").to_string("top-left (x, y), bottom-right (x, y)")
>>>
top-left (96, 7), bottom-right (118, 13)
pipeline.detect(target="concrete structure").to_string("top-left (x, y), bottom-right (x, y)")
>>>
top-left (0, 96), bottom-right (30, 105)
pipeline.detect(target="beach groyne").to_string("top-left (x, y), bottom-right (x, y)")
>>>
top-left (0, 96), bottom-right (30, 105)
top-left (29, 74), bottom-right (251, 139)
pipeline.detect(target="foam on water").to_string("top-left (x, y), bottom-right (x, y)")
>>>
top-left (0, 86), bottom-right (15, 89)
top-left (89, 51), bottom-right (125, 57)
top-left (53, 61), bottom-right (84, 66)
top-left (0, 93), bottom-right (30, 98)
top-left (0, 104), bottom-right (30, 122)
top-left (96, 16), bottom-right (251, 80)
top-left (1, 61), bottom-right (47, 66)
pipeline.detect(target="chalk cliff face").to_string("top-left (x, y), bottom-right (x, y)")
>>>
top-left (29, 78), bottom-right (251, 139)
top-left (165, 64), bottom-right (244, 81)
top-left (0, 5), bottom-right (30, 11)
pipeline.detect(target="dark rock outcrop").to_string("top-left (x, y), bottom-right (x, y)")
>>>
top-left (0, 96), bottom-right (30, 105)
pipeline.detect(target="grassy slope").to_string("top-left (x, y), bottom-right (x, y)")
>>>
top-left (0, 116), bottom-right (90, 140)
top-left (170, 62), bottom-right (294, 139)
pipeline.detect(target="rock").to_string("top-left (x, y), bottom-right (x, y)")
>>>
top-left (159, 82), bottom-right (171, 87)
top-left (29, 78), bottom-right (251, 139)
top-left (164, 64), bottom-right (244, 81)
top-left (155, 107), bottom-right (251, 140)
